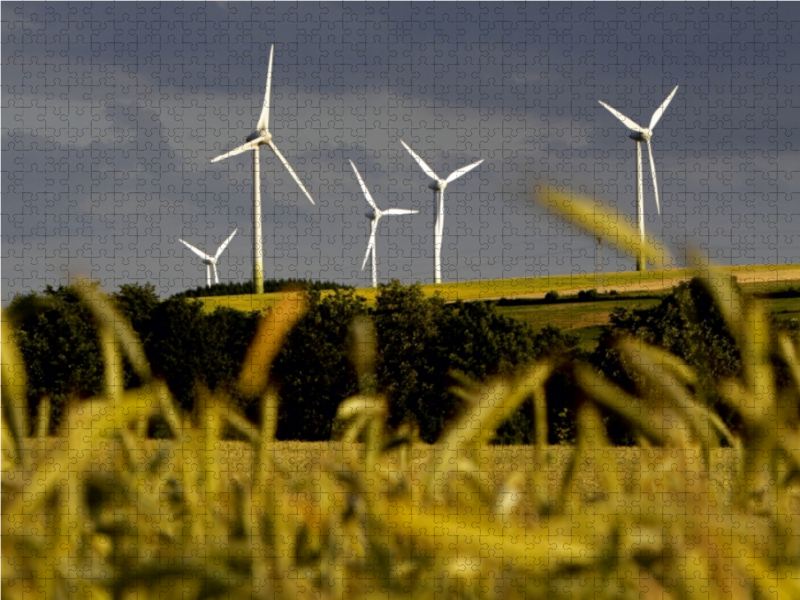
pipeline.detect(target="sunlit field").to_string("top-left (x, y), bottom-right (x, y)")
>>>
top-left (195, 263), bottom-right (800, 313)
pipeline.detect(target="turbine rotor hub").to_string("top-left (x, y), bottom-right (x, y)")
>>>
top-left (629, 130), bottom-right (652, 142)
top-left (245, 130), bottom-right (271, 143)
top-left (429, 180), bottom-right (445, 191)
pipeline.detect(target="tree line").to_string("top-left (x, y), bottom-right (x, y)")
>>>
top-left (7, 278), bottom-right (799, 444)
top-left (172, 279), bottom-right (352, 299)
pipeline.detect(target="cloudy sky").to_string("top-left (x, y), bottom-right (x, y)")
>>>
top-left (3, 2), bottom-right (799, 302)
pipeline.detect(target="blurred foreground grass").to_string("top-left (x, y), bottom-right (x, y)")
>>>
top-left (4, 186), bottom-right (800, 599)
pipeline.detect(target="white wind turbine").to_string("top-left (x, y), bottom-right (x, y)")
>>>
top-left (598, 85), bottom-right (678, 271)
top-left (210, 45), bottom-right (314, 294)
top-left (400, 140), bottom-right (483, 284)
top-left (179, 228), bottom-right (239, 288)
top-left (349, 160), bottom-right (418, 288)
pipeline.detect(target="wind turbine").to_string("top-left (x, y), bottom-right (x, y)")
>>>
top-left (400, 140), bottom-right (483, 284)
top-left (598, 85), bottom-right (678, 271)
top-left (349, 160), bottom-right (418, 288)
top-left (210, 45), bottom-right (314, 294)
top-left (179, 228), bottom-right (239, 288)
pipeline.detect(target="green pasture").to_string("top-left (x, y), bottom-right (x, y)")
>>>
top-left (194, 263), bottom-right (800, 314)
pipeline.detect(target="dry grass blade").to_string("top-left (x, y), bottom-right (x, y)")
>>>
top-left (1, 313), bottom-right (29, 464)
top-left (534, 184), bottom-right (671, 266)
top-left (575, 401), bottom-right (614, 485)
top-left (36, 396), bottom-right (50, 439)
top-left (688, 258), bottom-right (773, 394)
top-left (437, 364), bottom-right (551, 502)
top-left (238, 291), bottom-right (307, 398)
top-left (573, 364), bottom-right (668, 447)
top-left (445, 363), bottom-right (551, 451)
top-left (157, 380), bottom-right (183, 441)
top-left (368, 487), bottom-right (594, 576)
top-left (622, 338), bottom-right (699, 389)
top-left (779, 333), bottom-right (800, 392)
top-left (618, 337), bottom-right (723, 469)
top-left (349, 316), bottom-right (377, 387)
top-left (74, 278), bottom-right (152, 383)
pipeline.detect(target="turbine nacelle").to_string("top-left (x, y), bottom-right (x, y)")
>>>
top-left (245, 130), bottom-right (271, 143)
top-left (628, 130), bottom-right (652, 142)
top-left (428, 180), bottom-right (446, 191)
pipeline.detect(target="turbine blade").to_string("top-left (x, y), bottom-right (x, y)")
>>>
top-left (361, 220), bottom-right (378, 270)
top-left (349, 160), bottom-right (379, 212)
top-left (400, 139), bottom-right (439, 182)
top-left (210, 138), bottom-right (264, 163)
top-left (179, 239), bottom-right (213, 262)
top-left (444, 159), bottom-right (484, 185)
top-left (215, 228), bottom-right (239, 260)
top-left (649, 85), bottom-right (679, 131)
top-left (257, 45), bottom-right (274, 132)
top-left (266, 140), bottom-right (315, 205)
top-left (382, 208), bottom-right (419, 216)
top-left (206, 265), bottom-right (212, 288)
top-left (646, 139), bottom-right (661, 215)
top-left (213, 263), bottom-right (220, 285)
top-left (598, 101), bottom-right (646, 133)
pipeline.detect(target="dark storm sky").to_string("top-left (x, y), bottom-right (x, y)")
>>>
top-left (3, 2), bottom-right (799, 301)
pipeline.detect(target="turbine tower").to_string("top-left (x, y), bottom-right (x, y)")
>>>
top-left (210, 45), bottom-right (314, 294)
top-left (400, 140), bottom-right (483, 284)
top-left (349, 160), bottom-right (418, 288)
top-left (179, 228), bottom-right (239, 288)
top-left (598, 85), bottom-right (678, 271)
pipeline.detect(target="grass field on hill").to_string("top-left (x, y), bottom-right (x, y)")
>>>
top-left (194, 266), bottom-right (800, 350)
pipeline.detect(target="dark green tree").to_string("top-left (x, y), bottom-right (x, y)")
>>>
top-left (272, 289), bottom-right (368, 440)
top-left (8, 285), bottom-right (106, 433)
top-left (145, 296), bottom-right (209, 414)
top-left (201, 306), bottom-right (261, 394)
top-left (374, 283), bottom-right (551, 443)
top-left (372, 281), bottom-right (447, 441)
top-left (440, 301), bottom-right (539, 381)
top-left (111, 283), bottom-right (161, 388)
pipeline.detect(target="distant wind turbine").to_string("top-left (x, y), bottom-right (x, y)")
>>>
top-left (598, 85), bottom-right (678, 271)
top-left (400, 141), bottom-right (483, 284)
top-left (349, 160), bottom-right (418, 288)
top-left (179, 228), bottom-right (238, 288)
top-left (210, 45), bottom-right (314, 294)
